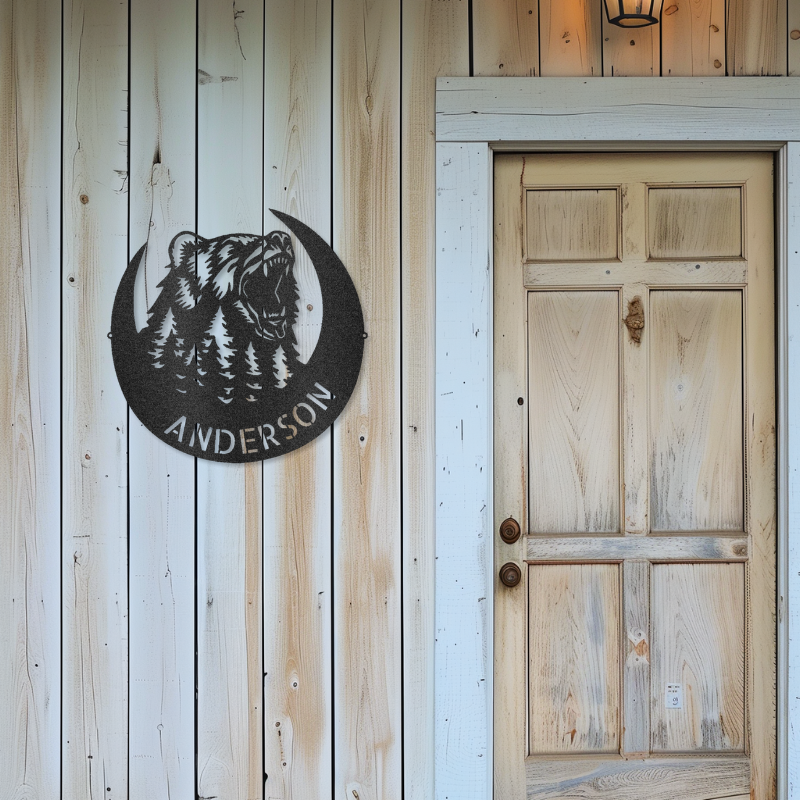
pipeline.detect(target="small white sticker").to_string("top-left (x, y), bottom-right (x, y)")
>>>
top-left (665, 683), bottom-right (683, 709)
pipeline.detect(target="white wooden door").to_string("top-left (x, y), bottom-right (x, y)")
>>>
top-left (494, 153), bottom-right (775, 800)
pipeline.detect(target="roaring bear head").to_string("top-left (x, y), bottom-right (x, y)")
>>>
top-left (165, 229), bottom-right (298, 343)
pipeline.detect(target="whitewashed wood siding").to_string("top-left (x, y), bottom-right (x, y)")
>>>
top-left (0, 0), bottom-right (795, 798)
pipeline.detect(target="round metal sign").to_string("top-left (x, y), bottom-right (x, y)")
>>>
top-left (111, 210), bottom-right (365, 462)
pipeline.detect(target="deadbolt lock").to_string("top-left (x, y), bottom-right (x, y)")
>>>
top-left (499, 562), bottom-right (522, 588)
top-left (499, 516), bottom-right (521, 544)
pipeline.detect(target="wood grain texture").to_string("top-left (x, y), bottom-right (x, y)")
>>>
top-left (790, 0), bottom-right (800, 75)
top-left (526, 534), bottom-right (749, 561)
top-left (651, 563), bottom-right (746, 752)
top-left (526, 189), bottom-right (618, 262)
top-left (0, 1), bottom-right (61, 797)
top-left (528, 291), bottom-right (620, 533)
top-left (727, 0), bottom-right (787, 75)
top-left (333, 0), bottom-right (402, 796)
top-left (401, 2), bottom-right (469, 799)
top-left (786, 141), bottom-right (800, 800)
top-left (741, 154), bottom-right (777, 800)
top-left (650, 291), bottom-right (743, 532)
top-left (538, 0), bottom-right (602, 77)
top-left (648, 187), bottom-right (742, 259)
top-left (128, 0), bottom-right (196, 795)
top-left (436, 143), bottom-right (493, 799)
top-left (602, 14), bottom-right (660, 76)
top-left (528, 564), bottom-right (621, 754)
top-left (262, 0), bottom-right (333, 796)
top-left (493, 153), bottom-right (529, 800)
top-left (623, 561), bottom-right (650, 755)
top-left (661, 0), bottom-right (726, 76)
top-left (472, 0), bottom-right (539, 76)
top-left (525, 756), bottom-right (750, 800)
top-left (196, 2), bottom-right (264, 797)
top-left (436, 77), bottom-right (800, 144)
top-left (525, 260), bottom-right (748, 286)
top-left (62, 0), bottom-right (130, 796)
top-left (622, 282), bottom-right (649, 534)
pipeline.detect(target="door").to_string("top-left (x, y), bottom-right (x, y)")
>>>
top-left (494, 153), bottom-right (775, 800)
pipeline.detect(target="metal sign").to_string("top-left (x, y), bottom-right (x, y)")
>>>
top-left (111, 210), bottom-right (365, 463)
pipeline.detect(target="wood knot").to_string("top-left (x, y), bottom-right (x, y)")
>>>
top-left (624, 296), bottom-right (645, 344)
top-left (664, 4), bottom-right (678, 14)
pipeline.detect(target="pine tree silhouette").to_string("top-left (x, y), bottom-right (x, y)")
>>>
top-left (197, 335), bottom-right (228, 404)
top-left (161, 326), bottom-right (191, 395)
top-left (227, 340), bottom-right (262, 404)
top-left (243, 341), bottom-right (263, 402)
top-left (272, 344), bottom-right (290, 389)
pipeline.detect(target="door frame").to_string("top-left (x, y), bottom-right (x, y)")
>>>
top-left (433, 77), bottom-right (800, 800)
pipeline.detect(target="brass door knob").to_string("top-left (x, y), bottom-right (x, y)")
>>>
top-left (499, 562), bottom-right (522, 587)
top-left (499, 517), bottom-right (521, 544)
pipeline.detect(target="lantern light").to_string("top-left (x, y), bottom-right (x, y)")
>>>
top-left (603, 0), bottom-right (664, 27)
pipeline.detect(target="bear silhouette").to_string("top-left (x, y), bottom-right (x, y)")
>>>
top-left (143, 230), bottom-right (301, 406)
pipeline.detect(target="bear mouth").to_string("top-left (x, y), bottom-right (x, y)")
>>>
top-left (242, 246), bottom-right (294, 340)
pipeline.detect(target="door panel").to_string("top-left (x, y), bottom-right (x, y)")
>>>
top-left (647, 186), bottom-right (743, 259)
top-left (650, 563), bottom-right (746, 752)
top-left (649, 290), bottom-right (744, 532)
top-left (494, 152), bottom-right (775, 800)
top-left (528, 564), bottom-right (621, 754)
top-left (528, 291), bottom-right (620, 533)
top-left (525, 189), bottom-right (620, 262)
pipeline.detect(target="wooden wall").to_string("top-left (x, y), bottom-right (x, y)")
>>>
top-left (0, 1), bottom-right (794, 799)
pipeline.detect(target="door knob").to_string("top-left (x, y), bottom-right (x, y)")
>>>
top-left (499, 562), bottom-right (522, 587)
top-left (499, 517), bottom-right (521, 544)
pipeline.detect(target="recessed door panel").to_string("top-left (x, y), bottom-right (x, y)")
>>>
top-left (528, 291), bottom-right (620, 533)
top-left (650, 290), bottom-right (743, 532)
top-left (528, 563), bottom-right (621, 754)
top-left (526, 188), bottom-right (619, 262)
top-left (648, 186), bottom-right (743, 259)
top-left (651, 563), bottom-right (746, 753)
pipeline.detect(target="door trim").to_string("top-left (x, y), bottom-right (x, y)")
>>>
top-left (433, 78), bottom-right (800, 800)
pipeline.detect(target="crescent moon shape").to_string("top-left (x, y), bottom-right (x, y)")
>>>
top-left (110, 214), bottom-right (365, 463)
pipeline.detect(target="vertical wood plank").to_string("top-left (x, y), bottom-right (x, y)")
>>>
top-left (791, 0), bottom-right (800, 75)
top-left (401, 2), bottom-right (469, 798)
top-left (743, 154), bottom-right (777, 800)
top-left (0, 0), bottom-right (61, 796)
top-left (661, 0), bottom-right (726, 76)
top-left (196, 1), bottom-right (264, 798)
top-left (622, 281), bottom-right (649, 534)
top-left (333, 0), bottom-right (402, 795)
top-left (62, 0), bottom-right (129, 797)
top-left (727, 0), bottom-right (787, 75)
top-left (602, 16), bottom-right (660, 76)
top-left (539, 0), bottom-right (602, 76)
top-left (435, 142), bottom-right (493, 800)
top-left (493, 153), bottom-right (528, 800)
top-left (623, 561), bottom-right (650, 755)
top-left (786, 141), bottom-right (800, 800)
top-left (473, 0), bottom-right (539, 76)
top-left (128, 0), bottom-right (196, 795)
top-left (262, 0), bottom-right (333, 797)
